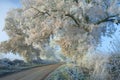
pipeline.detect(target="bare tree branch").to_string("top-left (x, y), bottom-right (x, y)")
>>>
top-left (65, 14), bottom-right (91, 33)
top-left (95, 14), bottom-right (120, 24)
top-left (73, 0), bottom-right (78, 3)
top-left (65, 13), bottom-right (80, 26)
top-left (31, 7), bottom-right (51, 19)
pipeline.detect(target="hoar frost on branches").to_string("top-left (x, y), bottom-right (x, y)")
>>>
top-left (21, 0), bottom-right (120, 59)
top-left (0, 0), bottom-right (120, 66)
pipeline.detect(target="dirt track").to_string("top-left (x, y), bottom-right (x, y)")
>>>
top-left (0, 63), bottom-right (62, 80)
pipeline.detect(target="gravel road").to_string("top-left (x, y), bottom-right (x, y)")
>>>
top-left (0, 63), bottom-right (62, 80)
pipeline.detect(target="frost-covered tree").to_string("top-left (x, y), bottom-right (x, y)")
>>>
top-left (0, 0), bottom-right (120, 63)
top-left (1, 0), bottom-right (120, 79)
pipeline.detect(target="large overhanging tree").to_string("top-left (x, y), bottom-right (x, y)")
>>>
top-left (0, 0), bottom-right (120, 62)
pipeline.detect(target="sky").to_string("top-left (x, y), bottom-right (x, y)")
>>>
top-left (0, 0), bottom-right (23, 60)
top-left (97, 24), bottom-right (120, 53)
top-left (0, 0), bottom-right (21, 42)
